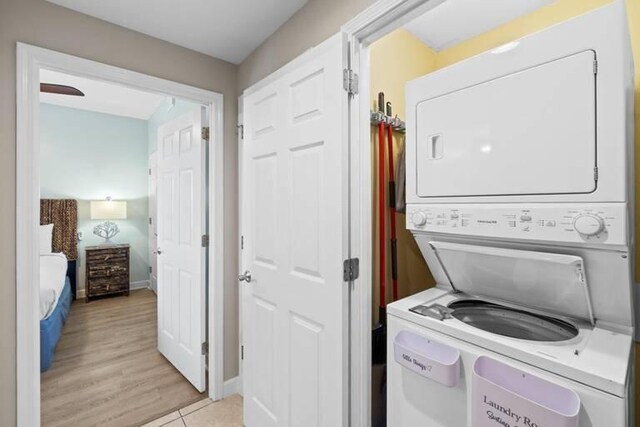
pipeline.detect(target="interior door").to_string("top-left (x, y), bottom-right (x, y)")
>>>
top-left (157, 110), bottom-right (206, 392)
top-left (241, 33), bottom-right (349, 426)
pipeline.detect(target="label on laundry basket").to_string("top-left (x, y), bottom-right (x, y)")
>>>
top-left (393, 331), bottom-right (460, 387)
top-left (471, 356), bottom-right (580, 427)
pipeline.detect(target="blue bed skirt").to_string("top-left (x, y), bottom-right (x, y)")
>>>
top-left (40, 277), bottom-right (72, 372)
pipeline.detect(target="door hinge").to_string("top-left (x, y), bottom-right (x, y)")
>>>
top-left (148, 168), bottom-right (152, 176)
top-left (149, 217), bottom-right (152, 225)
top-left (201, 342), bottom-right (209, 355)
top-left (343, 257), bottom-right (360, 281)
top-left (241, 345), bottom-right (244, 360)
top-left (202, 126), bottom-right (210, 142)
top-left (594, 167), bottom-right (599, 181)
top-left (237, 124), bottom-right (244, 140)
top-left (343, 68), bottom-right (358, 96)
top-left (201, 234), bottom-right (209, 247)
top-left (241, 235), bottom-right (244, 250)
top-left (149, 266), bottom-right (152, 274)
top-left (593, 59), bottom-right (598, 75)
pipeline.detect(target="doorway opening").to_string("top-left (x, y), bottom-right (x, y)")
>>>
top-left (17, 44), bottom-right (225, 427)
top-left (38, 68), bottom-right (210, 425)
top-left (343, 0), bottom-right (615, 425)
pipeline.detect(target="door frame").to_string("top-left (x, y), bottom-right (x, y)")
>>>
top-left (344, 2), bottom-right (638, 425)
top-left (340, 1), bottom-right (450, 426)
top-left (16, 43), bottom-right (225, 427)
top-left (236, 95), bottom-right (244, 396)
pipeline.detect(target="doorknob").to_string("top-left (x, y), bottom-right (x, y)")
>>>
top-left (238, 270), bottom-right (252, 283)
top-left (154, 248), bottom-right (163, 255)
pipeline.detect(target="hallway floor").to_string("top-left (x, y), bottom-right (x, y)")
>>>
top-left (41, 289), bottom-right (204, 427)
top-left (143, 395), bottom-right (243, 427)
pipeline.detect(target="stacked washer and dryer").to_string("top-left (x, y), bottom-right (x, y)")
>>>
top-left (387, 2), bottom-right (635, 426)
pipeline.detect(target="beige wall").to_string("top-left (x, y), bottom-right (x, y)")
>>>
top-left (237, 0), bottom-right (372, 91)
top-left (0, 1), bottom-right (239, 425)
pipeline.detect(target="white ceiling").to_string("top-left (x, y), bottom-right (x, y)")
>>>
top-left (40, 69), bottom-right (167, 120)
top-left (45, 0), bottom-right (309, 64)
top-left (405, 0), bottom-right (556, 52)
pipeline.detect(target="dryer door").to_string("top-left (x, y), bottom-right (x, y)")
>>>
top-left (415, 50), bottom-right (597, 198)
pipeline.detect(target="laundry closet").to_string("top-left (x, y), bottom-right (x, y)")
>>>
top-left (369, 29), bottom-right (438, 324)
top-left (366, 1), bottom-right (636, 426)
top-left (368, 30), bottom-right (439, 426)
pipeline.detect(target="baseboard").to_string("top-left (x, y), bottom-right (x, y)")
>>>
top-left (223, 376), bottom-right (241, 397)
top-left (76, 280), bottom-right (151, 300)
top-left (131, 280), bottom-right (151, 290)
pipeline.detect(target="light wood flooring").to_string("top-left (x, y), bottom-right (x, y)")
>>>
top-left (41, 289), bottom-right (204, 427)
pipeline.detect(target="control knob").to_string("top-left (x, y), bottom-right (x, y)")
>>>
top-left (573, 213), bottom-right (605, 237)
top-left (411, 211), bottom-right (428, 226)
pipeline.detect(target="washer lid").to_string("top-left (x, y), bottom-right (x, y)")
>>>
top-left (428, 241), bottom-right (595, 325)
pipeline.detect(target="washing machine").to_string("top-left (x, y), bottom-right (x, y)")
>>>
top-left (388, 1), bottom-right (635, 426)
top-left (387, 238), bottom-right (633, 426)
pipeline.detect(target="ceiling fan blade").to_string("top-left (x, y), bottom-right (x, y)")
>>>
top-left (40, 83), bottom-right (85, 96)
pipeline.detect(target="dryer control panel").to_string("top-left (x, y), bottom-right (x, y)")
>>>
top-left (406, 204), bottom-right (629, 246)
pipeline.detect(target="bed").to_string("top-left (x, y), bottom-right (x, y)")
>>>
top-left (40, 199), bottom-right (78, 372)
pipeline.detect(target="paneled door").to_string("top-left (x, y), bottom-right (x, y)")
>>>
top-left (157, 110), bottom-right (206, 392)
top-left (241, 34), bottom-right (349, 426)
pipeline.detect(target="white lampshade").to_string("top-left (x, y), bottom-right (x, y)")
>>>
top-left (90, 200), bottom-right (127, 220)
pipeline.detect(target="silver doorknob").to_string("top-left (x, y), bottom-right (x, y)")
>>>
top-left (154, 248), bottom-right (163, 255)
top-left (238, 270), bottom-right (252, 283)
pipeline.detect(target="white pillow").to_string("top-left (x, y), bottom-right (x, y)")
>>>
top-left (40, 224), bottom-right (54, 254)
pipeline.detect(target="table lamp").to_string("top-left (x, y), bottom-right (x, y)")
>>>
top-left (91, 197), bottom-right (127, 243)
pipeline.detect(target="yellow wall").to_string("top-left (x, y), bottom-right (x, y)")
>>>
top-left (436, 0), bottom-right (615, 68)
top-left (370, 29), bottom-right (438, 323)
top-left (371, 0), bottom-right (640, 417)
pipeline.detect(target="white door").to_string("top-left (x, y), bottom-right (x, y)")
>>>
top-left (149, 152), bottom-right (158, 293)
top-left (241, 34), bottom-right (349, 426)
top-left (157, 110), bottom-right (206, 392)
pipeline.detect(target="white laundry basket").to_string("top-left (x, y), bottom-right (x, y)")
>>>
top-left (471, 356), bottom-right (580, 427)
top-left (393, 330), bottom-right (460, 387)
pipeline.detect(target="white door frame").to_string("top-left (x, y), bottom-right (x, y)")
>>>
top-left (236, 96), bottom-right (244, 396)
top-left (16, 43), bottom-right (225, 427)
top-left (340, 1), bottom-right (449, 426)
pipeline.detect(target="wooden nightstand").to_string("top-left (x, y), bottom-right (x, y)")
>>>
top-left (85, 244), bottom-right (130, 302)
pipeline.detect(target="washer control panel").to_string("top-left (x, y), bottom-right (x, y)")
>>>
top-left (406, 204), bottom-right (628, 246)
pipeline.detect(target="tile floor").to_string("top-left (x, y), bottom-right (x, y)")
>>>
top-left (142, 395), bottom-right (243, 427)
